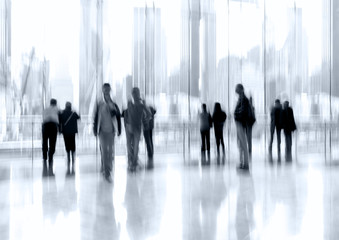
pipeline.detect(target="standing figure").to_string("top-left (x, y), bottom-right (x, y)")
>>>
top-left (200, 103), bottom-right (213, 160)
top-left (93, 83), bottom-right (121, 183)
top-left (281, 101), bottom-right (297, 161)
top-left (142, 101), bottom-right (156, 169)
top-left (234, 84), bottom-right (250, 170)
top-left (269, 99), bottom-right (283, 160)
top-left (125, 87), bottom-right (149, 172)
top-left (59, 102), bottom-right (80, 176)
top-left (246, 96), bottom-right (256, 159)
top-left (42, 98), bottom-right (60, 177)
top-left (212, 102), bottom-right (227, 158)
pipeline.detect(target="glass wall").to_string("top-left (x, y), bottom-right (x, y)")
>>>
top-left (0, 0), bottom-right (336, 163)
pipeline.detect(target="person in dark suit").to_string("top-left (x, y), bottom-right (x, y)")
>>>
top-left (59, 102), bottom-right (80, 176)
top-left (281, 101), bottom-right (297, 161)
top-left (269, 99), bottom-right (283, 160)
top-left (142, 101), bottom-right (156, 169)
top-left (93, 83), bottom-right (121, 182)
top-left (200, 103), bottom-right (213, 161)
top-left (212, 102), bottom-right (226, 158)
top-left (234, 84), bottom-right (250, 170)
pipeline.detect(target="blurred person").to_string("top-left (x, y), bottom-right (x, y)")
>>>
top-left (42, 98), bottom-right (60, 177)
top-left (212, 102), bottom-right (227, 158)
top-left (125, 87), bottom-right (149, 172)
top-left (234, 84), bottom-right (250, 171)
top-left (93, 83), bottom-right (121, 183)
top-left (246, 96), bottom-right (256, 159)
top-left (59, 102), bottom-right (80, 176)
top-left (269, 99), bottom-right (283, 160)
top-left (200, 103), bottom-right (213, 160)
top-left (142, 100), bottom-right (156, 169)
top-left (281, 101), bottom-right (297, 161)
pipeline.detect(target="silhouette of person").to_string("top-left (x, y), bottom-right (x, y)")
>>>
top-left (92, 83), bottom-right (121, 182)
top-left (59, 102), bottom-right (80, 176)
top-left (42, 98), bottom-right (60, 177)
top-left (246, 96), bottom-right (256, 159)
top-left (125, 87), bottom-right (150, 172)
top-left (269, 99), bottom-right (283, 160)
top-left (281, 101), bottom-right (297, 161)
top-left (200, 103), bottom-right (213, 161)
top-left (212, 102), bottom-right (227, 158)
top-left (234, 84), bottom-right (250, 170)
top-left (142, 100), bottom-right (156, 169)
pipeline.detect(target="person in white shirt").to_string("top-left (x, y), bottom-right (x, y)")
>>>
top-left (42, 98), bottom-right (60, 177)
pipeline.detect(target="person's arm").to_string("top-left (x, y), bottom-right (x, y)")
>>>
top-left (115, 103), bottom-right (121, 136)
top-left (92, 102), bottom-right (98, 137)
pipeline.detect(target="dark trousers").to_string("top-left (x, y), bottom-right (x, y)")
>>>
top-left (42, 122), bottom-right (58, 163)
top-left (63, 134), bottom-right (76, 153)
top-left (246, 125), bottom-right (252, 156)
top-left (214, 129), bottom-right (225, 155)
top-left (126, 128), bottom-right (141, 167)
top-left (269, 125), bottom-right (281, 155)
top-left (200, 130), bottom-right (210, 152)
top-left (284, 130), bottom-right (292, 160)
top-left (143, 129), bottom-right (154, 158)
top-left (99, 132), bottom-right (115, 176)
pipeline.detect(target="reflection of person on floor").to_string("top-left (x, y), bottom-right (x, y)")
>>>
top-left (281, 101), bottom-right (297, 161)
top-left (93, 83), bottom-right (121, 183)
top-left (236, 175), bottom-right (255, 240)
top-left (142, 101), bottom-right (156, 169)
top-left (269, 99), bottom-right (283, 160)
top-left (200, 103), bottom-right (213, 161)
top-left (93, 183), bottom-right (119, 239)
top-left (59, 102), bottom-right (80, 176)
top-left (234, 84), bottom-right (250, 170)
top-left (212, 102), bottom-right (227, 159)
top-left (42, 98), bottom-right (60, 177)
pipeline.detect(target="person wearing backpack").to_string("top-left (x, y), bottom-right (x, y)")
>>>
top-left (234, 84), bottom-right (250, 170)
top-left (200, 103), bottom-right (213, 160)
top-left (59, 102), bottom-right (80, 176)
top-left (212, 102), bottom-right (227, 158)
top-left (246, 96), bottom-right (256, 159)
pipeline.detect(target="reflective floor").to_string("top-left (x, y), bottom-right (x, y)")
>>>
top-left (1, 152), bottom-right (339, 240)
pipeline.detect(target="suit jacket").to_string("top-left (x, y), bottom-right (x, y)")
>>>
top-left (93, 99), bottom-right (121, 136)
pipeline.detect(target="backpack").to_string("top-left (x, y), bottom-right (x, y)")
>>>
top-left (248, 103), bottom-right (256, 126)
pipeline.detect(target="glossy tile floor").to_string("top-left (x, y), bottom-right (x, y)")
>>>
top-left (1, 152), bottom-right (339, 240)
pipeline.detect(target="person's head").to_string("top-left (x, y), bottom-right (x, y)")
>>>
top-left (65, 101), bottom-right (72, 111)
top-left (284, 101), bottom-right (289, 109)
top-left (235, 84), bottom-right (244, 95)
top-left (102, 83), bottom-right (111, 98)
top-left (132, 87), bottom-right (141, 101)
top-left (214, 102), bottom-right (221, 113)
top-left (275, 99), bottom-right (280, 107)
top-left (202, 103), bottom-right (207, 112)
top-left (50, 98), bottom-right (57, 106)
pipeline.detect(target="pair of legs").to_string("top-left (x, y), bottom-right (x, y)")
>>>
top-left (246, 125), bottom-right (252, 158)
top-left (63, 134), bottom-right (76, 175)
top-left (236, 122), bottom-right (249, 169)
top-left (42, 122), bottom-right (58, 176)
top-left (99, 132), bottom-right (115, 180)
top-left (126, 128), bottom-right (141, 170)
top-left (269, 125), bottom-right (281, 159)
top-left (214, 129), bottom-right (225, 156)
top-left (201, 130), bottom-right (211, 163)
top-left (143, 129), bottom-right (154, 168)
top-left (284, 130), bottom-right (292, 161)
